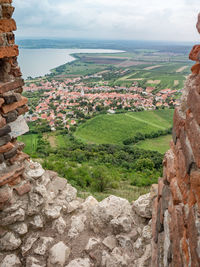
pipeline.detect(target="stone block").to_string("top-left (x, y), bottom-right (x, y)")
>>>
top-left (0, 141), bottom-right (14, 153)
top-left (1, 4), bottom-right (15, 19)
top-left (0, 1), bottom-right (12, 3)
top-left (9, 151), bottom-right (29, 164)
top-left (187, 207), bottom-right (200, 265)
top-left (16, 104), bottom-right (29, 115)
top-left (169, 205), bottom-right (184, 266)
top-left (0, 114), bottom-right (6, 127)
top-left (2, 96), bottom-right (28, 113)
top-left (3, 110), bottom-right (18, 123)
top-left (0, 153), bottom-right (4, 163)
top-left (0, 18), bottom-right (16, 33)
top-left (0, 134), bottom-right (11, 146)
top-left (187, 87), bottom-right (200, 125)
top-left (190, 170), bottom-right (200, 207)
top-left (10, 66), bottom-right (22, 77)
top-left (170, 178), bottom-right (182, 205)
top-left (0, 124), bottom-right (11, 137)
top-left (185, 113), bottom-right (200, 168)
top-left (163, 149), bottom-right (176, 183)
top-left (6, 32), bottom-right (14, 44)
top-left (0, 165), bottom-right (24, 186)
top-left (14, 181), bottom-right (31, 196)
top-left (3, 92), bottom-right (21, 104)
top-left (179, 128), bottom-right (194, 174)
top-left (197, 13), bottom-right (200, 34)
top-left (4, 146), bottom-right (17, 159)
top-left (0, 78), bottom-right (24, 94)
top-left (173, 108), bottom-right (185, 138)
top-left (0, 186), bottom-right (12, 204)
top-left (0, 97), bottom-right (4, 107)
top-left (189, 44), bottom-right (200, 61)
top-left (8, 175), bottom-right (21, 186)
top-left (0, 45), bottom-right (18, 58)
top-left (191, 62), bottom-right (200, 75)
top-left (161, 184), bottom-right (171, 212)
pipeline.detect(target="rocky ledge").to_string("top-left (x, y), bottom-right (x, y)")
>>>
top-left (0, 160), bottom-right (157, 267)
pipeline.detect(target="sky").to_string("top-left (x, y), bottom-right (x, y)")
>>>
top-left (13, 0), bottom-right (200, 42)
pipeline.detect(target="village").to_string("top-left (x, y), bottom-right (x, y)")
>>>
top-left (23, 76), bottom-right (180, 131)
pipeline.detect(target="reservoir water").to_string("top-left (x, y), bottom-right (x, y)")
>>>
top-left (18, 48), bottom-right (122, 79)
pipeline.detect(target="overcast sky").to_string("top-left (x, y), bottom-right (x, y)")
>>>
top-left (13, 0), bottom-right (200, 42)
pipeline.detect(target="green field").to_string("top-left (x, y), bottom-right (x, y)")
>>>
top-left (74, 109), bottom-right (174, 145)
top-left (135, 134), bottom-right (172, 154)
top-left (18, 134), bottom-right (38, 155)
top-left (115, 62), bottom-right (191, 90)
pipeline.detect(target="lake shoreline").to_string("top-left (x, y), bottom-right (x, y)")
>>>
top-left (18, 48), bottom-right (123, 79)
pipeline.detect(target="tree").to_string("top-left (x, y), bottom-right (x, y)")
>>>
top-left (91, 166), bottom-right (116, 192)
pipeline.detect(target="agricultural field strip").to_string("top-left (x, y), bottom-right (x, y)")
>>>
top-left (125, 113), bottom-right (166, 130)
top-left (176, 66), bottom-right (188, 72)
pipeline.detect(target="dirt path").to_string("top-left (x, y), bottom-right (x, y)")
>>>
top-left (176, 66), bottom-right (187, 73)
top-left (125, 113), bottom-right (165, 130)
top-left (44, 134), bottom-right (57, 148)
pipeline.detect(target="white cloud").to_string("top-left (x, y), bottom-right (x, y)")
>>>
top-left (13, 0), bottom-right (200, 41)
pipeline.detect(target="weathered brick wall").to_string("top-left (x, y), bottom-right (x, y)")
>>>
top-left (151, 15), bottom-right (200, 267)
top-left (0, 0), bottom-right (29, 211)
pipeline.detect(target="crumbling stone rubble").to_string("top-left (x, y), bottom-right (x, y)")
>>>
top-left (0, 160), bottom-right (156, 266)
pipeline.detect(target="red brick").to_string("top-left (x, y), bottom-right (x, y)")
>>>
top-left (0, 142), bottom-right (14, 153)
top-left (185, 113), bottom-right (200, 168)
top-left (170, 178), bottom-right (182, 205)
top-left (163, 149), bottom-right (176, 183)
top-left (10, 66), bottom-right (22, 77)
top-left (181, 228), bottom-right (190, 266)
top-left (190, 170), bottom-right (200, 208)
top-left (9, 151), bottom-right (29, 164)
top-left (0, 19), bottom-right (16, 33)
top-left (15, 181), bottom-right (31, 196)
top-left (179, 128), bottom-right (194, 174)
top-left (196, 13), bottom-right (200, 34)
top-left (187, 87), bottom-right (200, 125)
top-left (1, 96), bottom-right (28, 113)
top-left (175, 140), bottom-right (189, 182)
top-left (158, 178), bottom-right (164, 200)
top-left (8, 175), bottom-right (21, 186)
top-left (0, 98), bottom-right (4, 107)
top-left (16, 105), bottom-right (29, 115)
top-left (0, 0), bottom-right (12, 3)
top-left (0, 45), bottom-right (18, 59)
top-left (0, 165), bottom-right (24, 186)
top-left (173, 108), bottom-right (185, 138)
top-left (189, 45), bottom-right (200, 61)
top-left (187, 208), bottom-right (200, 266)
top-left (188, 189), bottom-right (196, 207)
top-left (0, 78), bottom-right (24, 94)
top-left (191, 62), bottom-right (200, 75)
top-left (0, 187), bottom-right (12, 203)
top-left (1, 5), bottom-right (14, 19)
top-left (0, 115), bottom-right (6, 128)
top-left (169, 205), bottom-right (184, 266)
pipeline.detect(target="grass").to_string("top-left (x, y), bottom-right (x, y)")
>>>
top-left (74, 109), bottom-right (174, 145)
top-left (115, 62), bottom-right (192, 90)
top-left (78, 181), bottom-right (151, 202)
top-left (18, 134), bottom-right (38, 155)
top-left (135, 134), bottom-right (172, 154)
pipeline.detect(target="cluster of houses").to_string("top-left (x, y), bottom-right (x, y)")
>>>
top-left (23, 78), bottom-right (180, 131)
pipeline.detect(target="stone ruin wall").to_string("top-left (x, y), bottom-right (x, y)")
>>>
top-left (151, 14), bottom-right (200, 267)
top-left (0, 0), bottom-right (29, 211)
